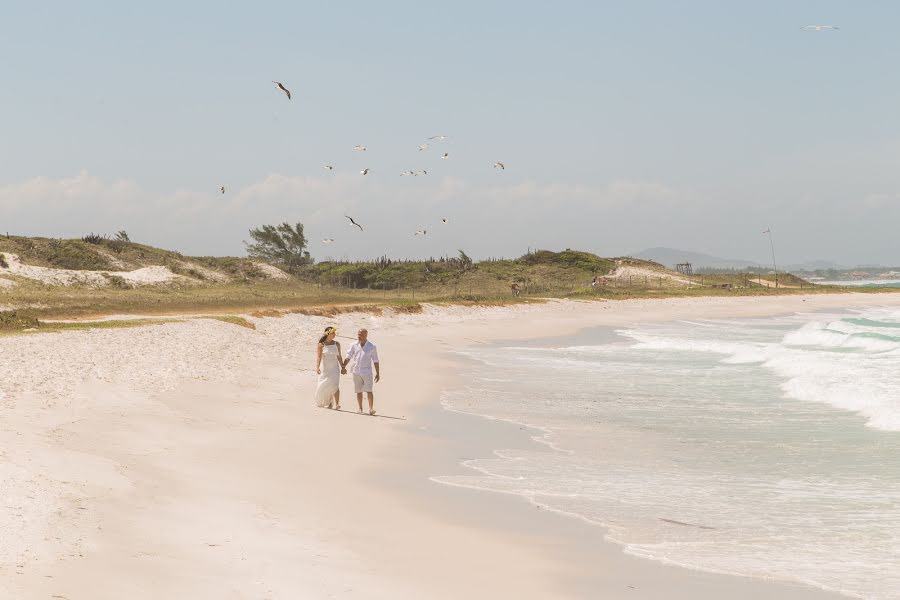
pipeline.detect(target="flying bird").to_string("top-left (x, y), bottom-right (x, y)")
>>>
top-left (272, 81), bottom-right (292, 99)
top-left (415, 229), bottom-right (427, 236)
top-left (418, 143), bottom-right (430, 152)
top-left (493, 161), bottom-right (505, 170)
top-left (353, 145), bottom-right (367, 152)
top-left (220, 186), bottom-right (225, 194)
top-left (360, 168), bottom-right (370, 175)
top-left (322, 238), bottom-right (335, 244)
top-left (400, 170), bottom-right (415, 176)
top-left (441, 218), bottom-right (448, 224)
top-left (801, 24), bottom-right (838, 31)
top-left (324, 165), bottom-right (334, 171)
top-left (345, 215), bottom-right (364, 231)
top-left (415, 169), bottom-right (427, 176)
top-left (428, 135), bottom-right (449, 141)
top-left (441, 153), bottom-right (449, 159)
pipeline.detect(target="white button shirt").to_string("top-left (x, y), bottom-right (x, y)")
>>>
top-left (346, 341), bottom-right (379, 375)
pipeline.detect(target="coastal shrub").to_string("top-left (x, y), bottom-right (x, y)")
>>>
top-left (102, 273), bottom-right (131, 289)
top-left (519, 249), bottom-right (614, 273)
top-left (82, 233), bottom-right (105, 244)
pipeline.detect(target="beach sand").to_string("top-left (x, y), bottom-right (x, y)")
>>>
top-left (3, 293), bottom-right (899, 598)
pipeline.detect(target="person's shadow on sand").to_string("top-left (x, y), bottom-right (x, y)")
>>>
top-left (323, 407), bottom-right (406, 420)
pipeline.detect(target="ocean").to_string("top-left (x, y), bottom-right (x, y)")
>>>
top-left (435, 306), bottom-right (900, 599)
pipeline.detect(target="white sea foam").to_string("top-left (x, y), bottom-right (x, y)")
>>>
top-left (436, 306), bottom-right (900, 599)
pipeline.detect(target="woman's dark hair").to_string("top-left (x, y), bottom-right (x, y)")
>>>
top-left (319, 327), bottom-right (335, 344)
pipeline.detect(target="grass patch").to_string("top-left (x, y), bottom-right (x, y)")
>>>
top-left (0, 311), bottom-right (40, 330)
top-left (0, 316), bottom-right (182, 336)
top-left (201, 315), bottom-right (257, 329)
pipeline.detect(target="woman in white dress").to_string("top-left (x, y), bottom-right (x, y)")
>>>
top-left (315, 326), bottom-right (345, 409)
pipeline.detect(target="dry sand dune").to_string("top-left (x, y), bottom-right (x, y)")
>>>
top-left (0, 252), bottom-right (289, 287)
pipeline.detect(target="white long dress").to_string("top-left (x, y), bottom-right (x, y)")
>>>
top-left (315, 343), bottom-right (341, 407)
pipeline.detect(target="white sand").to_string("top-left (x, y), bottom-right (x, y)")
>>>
top-left (252, 261), bottom-right (291, 280)
top-left (2, 294), bottom-right (899, 598)
top-left (0, 253), bottom-right (290, 287)
top-left (0, 253), bottom-right (181, 287)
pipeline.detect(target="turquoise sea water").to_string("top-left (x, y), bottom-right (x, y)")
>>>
top-left (435, 306), bottom-right (900, 599)
top-left (816, 280), bottom-right (900, 288)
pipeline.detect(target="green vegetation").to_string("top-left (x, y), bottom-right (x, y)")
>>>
top-left (202, 315), bottom-right (257, 329)
top-left (245, 222), bottom-right (311, 273)
top-left (0, 235), bottom-right (270, 282)
top-left (0, 235), bottom-right (896, 325)
top-left (0, 314), bottom-right (181, 336)
top-left (0, 311), bottom-right (40, 330)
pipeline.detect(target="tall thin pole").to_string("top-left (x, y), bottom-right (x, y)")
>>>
top-left (764, 228), bottom-right (778, 289)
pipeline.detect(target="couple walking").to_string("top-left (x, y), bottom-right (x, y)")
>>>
top-left (315, 327), bottom-right (381, 415)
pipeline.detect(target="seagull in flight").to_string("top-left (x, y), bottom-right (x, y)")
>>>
top-left (322, 238), bottom-right (335, 244)
top-left (801, 24), bottom-right (839, 31)
top-left (324, 165), bottom-right (334, 171)
top-left (360, 168), bottom-right (370, 175)
top-left (353, 145), bottom-right (367, 152)
top-left (345, 215), bottom-right (364, 231)
top-left (428, 135), bottom-right (449, 141)
top-left (441, 153), bottom-right (449, 159)
top-left (493, 161), bottom-right (505, 170)
top-left (400, 170), bottom-right (415, 176)
top-left (441, 218), bottom-right (448, 224)
top-left (418, 143), bottom-right (430, 152)
top-left (272, 81), bottom-right (292, 99)
top-left (415, 229), bottom-right (427, 236)
top-left (415, 169), bottom-right (427, 176)
top-left (220, 186), bottom-right (225, 194)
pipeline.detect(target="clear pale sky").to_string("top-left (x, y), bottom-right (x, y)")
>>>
top-left (2, 1), bottom-right (898, 265)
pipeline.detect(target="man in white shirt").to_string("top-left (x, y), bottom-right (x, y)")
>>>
top-left (344, 328), bottom-right (381, 415)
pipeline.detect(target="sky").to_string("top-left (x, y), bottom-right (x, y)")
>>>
top-left (2, 1), bottom-right (899, 265)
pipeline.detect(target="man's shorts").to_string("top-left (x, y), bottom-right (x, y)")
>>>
top-left (353, 373), bottom-right (374, 393)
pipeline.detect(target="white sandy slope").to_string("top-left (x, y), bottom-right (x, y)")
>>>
top-left (0, 253), bottom-right (290, 287)
top-left (3, 295), bottom-right (899, 598)
top-left (0, 253), bottom-right (180, 286)
top-left (606, 260), bottom-right (693, 285)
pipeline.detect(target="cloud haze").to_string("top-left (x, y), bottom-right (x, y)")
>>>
top-left (4, 169), bottom-right (897, 266)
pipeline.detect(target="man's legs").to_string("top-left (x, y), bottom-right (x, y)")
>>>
top-left (366, 392), bottom-right (375, 415)
top-left (356, 392), bottom-right (364, 413)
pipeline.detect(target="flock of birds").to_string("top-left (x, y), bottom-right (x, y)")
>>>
top-left (240, 25), bottom-right (839, 248)
top-left (222, 81), bottom-right (510, 246)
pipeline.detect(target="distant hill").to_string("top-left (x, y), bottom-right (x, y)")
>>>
top-left (631, 247), bottom-right (763, 270)
top-left (631, 247), bottom-right (843, 272)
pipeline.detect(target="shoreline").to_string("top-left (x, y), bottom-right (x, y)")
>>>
top-left (366, 302), bottom-right (854, 599)
top-left (3, 294), bottom-right (898, 597)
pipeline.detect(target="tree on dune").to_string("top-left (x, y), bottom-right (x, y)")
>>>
top-left (245, 222), bottom-right (311, 273)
